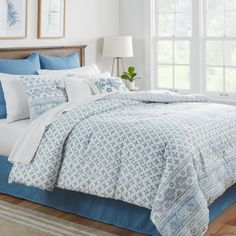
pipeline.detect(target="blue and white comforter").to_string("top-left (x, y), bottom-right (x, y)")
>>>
top-left (9, 91), bottom-right (236, 236)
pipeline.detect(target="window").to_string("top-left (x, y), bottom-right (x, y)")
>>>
top-left (204, 0), bottom-right (236, 97)
top-left (154, 0), bottom-right (236, 99)
top-left (156, 0), bottom-right (192, 91)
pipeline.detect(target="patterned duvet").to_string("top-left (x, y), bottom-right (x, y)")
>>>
top-left (9, 92), bottom-right (236, 236)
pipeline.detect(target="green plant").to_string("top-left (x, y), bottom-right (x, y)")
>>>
top-left (121, 66), bottom-right (137, 82)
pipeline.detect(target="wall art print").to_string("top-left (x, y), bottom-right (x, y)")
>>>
top-left (0, 0), bottom-right (27, 39)
top-left (38, 0), bottom-right (65, 39)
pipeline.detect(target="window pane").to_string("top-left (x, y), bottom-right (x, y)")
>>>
top-left (207, 0), bottom-right (224, 11)
top-left (206, 67), bottom-right (223, 92)
top-left (159, 0), bottom-right (174, 13)
top-left (175, 13), bottom-right (192, 36)
top-left (176, 0), bottom-right (191, 12)
top-left (226, 13), bottom-right (236, 36)
top-left (175, 41), bottom-right (190, 64)
top-left (159, 14), bottom-right (174, 36)
top-left (225, 0), bottom-right (236, 11)
top-left (206, 41), bottom-right (224, 66)
top-left (175, 66), bottom-right (190, 89)
top-left (207, 13), bottom-right (224, 36)
top-left (226, 41), bottom-right (236, 66)
top-left (158, 65), bottom-right (173, 88)
top-left (158, 41), bottom-right (173, 64)
top-left (226, 68), bottom-right (236, 93)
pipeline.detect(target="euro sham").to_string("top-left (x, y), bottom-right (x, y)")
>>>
top-left (0, 53), bottom-right (40, 119)
top-left (39, 52), bottom-right (80, 70)
top-left (0, 74), bottom-right (30, 123)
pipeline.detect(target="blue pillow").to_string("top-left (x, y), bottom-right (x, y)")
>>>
top-left (0, 53), bottom-right (40, 119)
top-left (39, 52), bottom-right (80, 70)
top-left (0, 53), bottom-right (40, 75)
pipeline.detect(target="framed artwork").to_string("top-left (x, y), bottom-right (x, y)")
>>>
top-left (0, 0), bottom-right (27, 39)
top-left (38, 0), bottom-right (65, 39)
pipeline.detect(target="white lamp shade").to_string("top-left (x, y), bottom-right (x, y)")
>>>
top-left (103, 36), bottom-right (133, 58)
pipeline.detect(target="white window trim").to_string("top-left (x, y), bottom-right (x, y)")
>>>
top-left (202, 0), bottom-right (236, 100)
top-left (146, 0), bottom-right (236, 102)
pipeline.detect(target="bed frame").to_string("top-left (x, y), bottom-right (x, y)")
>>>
top-left (0, 45), bottom-right (87, 66)
top-left (0, 45), bottom-right (236, 236)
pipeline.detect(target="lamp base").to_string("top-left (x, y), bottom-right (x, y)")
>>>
top-left (112, 57), bottom-right (125, 77)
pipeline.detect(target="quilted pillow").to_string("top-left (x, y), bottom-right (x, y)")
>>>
top-left (21, 76), bottom-right (68, 119)
top-left (86, 76), bottom-right (128, 95)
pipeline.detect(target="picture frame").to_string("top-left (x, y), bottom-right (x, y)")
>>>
top-left (0, 0), bottom-right (27, 39)
top-left (38, 0), bottom-right (65, 39)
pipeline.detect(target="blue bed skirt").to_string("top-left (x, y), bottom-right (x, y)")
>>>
top-left (1, 155), bottom-right (236, 236)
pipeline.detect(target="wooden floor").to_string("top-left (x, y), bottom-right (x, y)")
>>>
top-left (0, 193), bottom-right (236, 236)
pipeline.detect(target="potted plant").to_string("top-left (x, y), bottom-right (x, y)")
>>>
top-left (121, 66), bottom-right (137, 90)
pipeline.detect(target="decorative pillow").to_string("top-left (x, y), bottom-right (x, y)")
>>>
top-left (0, 53), bottom-right (40, 119)
top-left (0, 53), bottom-right (40, 75)
top-left (86, 76), bottom-right (129, 95)
top-left (65, 78), bottom-right (93, 103)
top-left (39, 52), bottom-right (80, 70)
top-left (37, 64), bottom-right (101, 78)
top-left (0, 74), bottom-right (30, 123)
top-left (21, 76), bottom-right (68, 119)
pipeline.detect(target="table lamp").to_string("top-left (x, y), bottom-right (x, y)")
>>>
top-left (103, 36), bottom-right (133, 76)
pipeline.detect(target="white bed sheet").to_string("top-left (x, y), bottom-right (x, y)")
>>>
top-left (0, 119), bottom-right (30, 157)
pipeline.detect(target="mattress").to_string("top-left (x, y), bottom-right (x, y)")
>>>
top-left (0, 119), bottom-right (30, 156)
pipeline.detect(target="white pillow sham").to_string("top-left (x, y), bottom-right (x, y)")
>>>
top-left (0, 73), bottom-right (29, 123)
top-left (64, 72), bottom-right (111, 101)
top-left (65, 78), bottom-right (93, 103)
top-left (38, 64), bottom-right (101, 78)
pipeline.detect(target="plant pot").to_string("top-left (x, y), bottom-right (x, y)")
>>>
top-left (128, 81), bottom-right (135, 90)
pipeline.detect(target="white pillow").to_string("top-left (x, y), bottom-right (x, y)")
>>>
top-left (37, 64), bottom-right (101, 78)
top-left (64, 72), bottom-right (111, 102)
top-left (65, 78), bottom-right (93, 102)
top-left (0, 73), bottom-right (29, 123)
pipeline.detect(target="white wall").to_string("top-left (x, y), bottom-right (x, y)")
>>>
top-left (119, 0), bottom-right (146, 89)
top-left (0, 0), bottom-right (119, 70)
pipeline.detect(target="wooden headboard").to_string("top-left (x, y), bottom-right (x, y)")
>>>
top-left (0, 45), bottom-right (87, 66)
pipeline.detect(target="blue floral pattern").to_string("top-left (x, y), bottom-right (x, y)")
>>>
top-left (87, 77), bottom-right (128, 94)
top-left (9, 92), bottom-right (236, 236)
top-left (21, 76), bottom-right (68, 119)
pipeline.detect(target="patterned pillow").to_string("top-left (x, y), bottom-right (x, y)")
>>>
top-left (86, 77), bottom-right (128, 95)
top-left (21, 76), bottom-right (68, 119)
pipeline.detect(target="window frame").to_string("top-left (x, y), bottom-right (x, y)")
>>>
top-left (152, 0), bottom-right (236, 100)
top-left (155, 0), bottom-right (193, 93)
top-left (202, 0), bottom-right (236, 99)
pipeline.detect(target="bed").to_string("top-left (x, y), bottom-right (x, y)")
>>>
top-left (0, 46), bottom-right (236, 236)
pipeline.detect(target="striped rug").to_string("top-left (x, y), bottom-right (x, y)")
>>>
top-left (0, 200), bottom-right (116, 236)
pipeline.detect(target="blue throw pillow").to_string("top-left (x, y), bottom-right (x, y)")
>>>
top-left (39, 52), bottom-right (80, 70)
top-left (0, 53), bottom-right (40, 119)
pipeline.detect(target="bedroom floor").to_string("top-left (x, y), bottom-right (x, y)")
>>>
top-left (0, 193), bottom-right (235, 236)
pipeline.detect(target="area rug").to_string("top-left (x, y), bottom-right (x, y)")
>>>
top-left (0, 200), bottom-right (116, 236)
